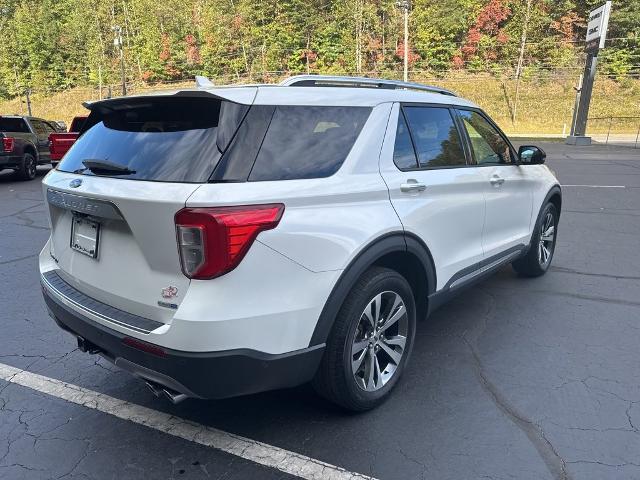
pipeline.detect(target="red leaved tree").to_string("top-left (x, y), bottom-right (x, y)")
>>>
top-left (454, 0), bottom-right (511, 67)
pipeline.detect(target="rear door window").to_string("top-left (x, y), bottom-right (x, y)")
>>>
top-left (393, 111), bottom-right (419, 170)
top-left (0, 117), bottom-right (29, 133)
top-left (57, 97), bottom-right (248, 183)
top-left (248, 106), bottom-right (371, 181)
top-left (402, 107), bottom-right (466, 168)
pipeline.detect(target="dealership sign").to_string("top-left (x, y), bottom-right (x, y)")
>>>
top-left (585, 1), bottom-right (612, 53)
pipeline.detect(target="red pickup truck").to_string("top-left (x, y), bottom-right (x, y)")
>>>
top-left (49, 115), bottom-right (87, 164)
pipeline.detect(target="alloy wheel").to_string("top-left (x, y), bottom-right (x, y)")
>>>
top-left (351, 291), bottom-right (408, 392)
top-left (538, 211), bottom-right (555, 267)
top-left (26, 157), bottom-right (36, 179)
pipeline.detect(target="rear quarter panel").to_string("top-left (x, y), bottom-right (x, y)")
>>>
top-left (186, 102), bottom-right (403, 273)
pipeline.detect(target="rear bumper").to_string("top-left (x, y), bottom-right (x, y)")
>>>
top-left (0, 154), bottom-right (22, 169)
top-left (42, 283), bottom-right (325, 400)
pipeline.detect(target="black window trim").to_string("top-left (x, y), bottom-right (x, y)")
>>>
top-left (393, 102), bottom-right (471, 172)
top-left (453, 107), bottom-right (520, 167)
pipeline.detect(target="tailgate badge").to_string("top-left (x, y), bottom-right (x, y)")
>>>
top-left (161, 286), bottom-right (178, 299)
top-left (69, 179), bottom-right (83, 188)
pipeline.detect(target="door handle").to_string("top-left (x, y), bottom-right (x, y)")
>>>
top-left (400, 179), bottom-right (427, 193)
top-left (489, 175), bottom-right (505, 186)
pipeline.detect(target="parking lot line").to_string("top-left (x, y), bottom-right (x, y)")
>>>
top-left (560, 184), bottom-right (626, 188)
top-left (0, 362), bottom-right (376, 480)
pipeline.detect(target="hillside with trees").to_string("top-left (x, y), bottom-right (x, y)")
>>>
top-left (0, 0), bottom-right (638, 133)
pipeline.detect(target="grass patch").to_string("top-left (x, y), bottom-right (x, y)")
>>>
top-left (1, 75), bottom-right (638, 135)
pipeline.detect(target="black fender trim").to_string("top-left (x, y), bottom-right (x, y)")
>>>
top-left (523, 185), bottom-right (562, 254)
top-left (543, 184), bottom-right (562, 216)
top-left (308, 232), bottom-right (436, 347)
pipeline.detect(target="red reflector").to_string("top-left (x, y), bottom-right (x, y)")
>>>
top-left (175, 204), bottom-right (285, 279)
top-left (122, 337), bottom-right (167, 357)
top-left (2, 137), bottom-right (14, 153)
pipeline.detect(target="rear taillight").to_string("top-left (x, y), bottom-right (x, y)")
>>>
top-left (175, 204), bottom-right (285, 279)
top-left (2, 137), bottom-right (14, 153)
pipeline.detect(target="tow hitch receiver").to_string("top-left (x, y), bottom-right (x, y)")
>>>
top-left (77, 336), bottom-right (101, 354)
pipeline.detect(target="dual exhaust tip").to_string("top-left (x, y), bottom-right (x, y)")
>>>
top-left (75, 336), bottom-right (189, 405)
top-left (145, 380), bottom-right (189, 404)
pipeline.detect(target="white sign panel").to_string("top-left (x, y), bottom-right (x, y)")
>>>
top-left (585, 1), bottom-right (612, 49)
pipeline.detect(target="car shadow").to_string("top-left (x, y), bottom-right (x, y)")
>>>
top-left (0, 165), bottom-right (51, 184)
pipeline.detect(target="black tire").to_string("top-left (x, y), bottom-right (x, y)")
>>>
top-left (17, 153), bottom-right (37, 181)
top-left (312, 266), bottom-right (416, 411)
top-left (512, 202), bottom-right (558, 277)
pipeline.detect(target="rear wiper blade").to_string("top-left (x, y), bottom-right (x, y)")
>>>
top-left (81, 159), bottom-right (136, 175)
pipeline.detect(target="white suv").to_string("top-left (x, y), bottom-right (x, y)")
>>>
top-left (39, 75), bottom-right (561, 410)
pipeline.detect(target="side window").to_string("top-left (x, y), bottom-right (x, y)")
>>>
top-left (31, 120), bottom-right (53, 135)
top-left (393, 111), bottom-right (418, 170)
top-left (248, 106), bottom-right (371, 181)
top-left (457, 110), bottom-right (513, 165)
top-left (403, 107), bottom-right (466, 168)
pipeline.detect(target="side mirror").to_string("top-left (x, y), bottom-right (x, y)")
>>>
top-left (518, 145), bottom-right (546, 165)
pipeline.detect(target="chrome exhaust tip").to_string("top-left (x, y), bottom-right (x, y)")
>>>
top-left (162, 388), bottom-right (188, 404)
top-left (145, 380), bottom-right (163, 397)
top-left (145, 380), bottom-right (188, 404)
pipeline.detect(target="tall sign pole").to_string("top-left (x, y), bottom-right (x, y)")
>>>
top-left (566, 1), bottom-right (612, 145)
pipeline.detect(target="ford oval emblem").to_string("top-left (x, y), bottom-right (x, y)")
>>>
top-left (69, 179), bottom-right (83, 188)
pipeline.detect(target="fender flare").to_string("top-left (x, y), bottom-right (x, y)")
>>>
top-left (308, 232), bottom-right (436, 347)
top-left (542, 184), bottom-right (562, 216)
top-left (525, 184), bottom-right (562, 253)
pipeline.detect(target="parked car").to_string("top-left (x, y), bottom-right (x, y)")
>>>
top-left (0, 115), bottom-right (59, 180)
top-left (49, 115), bottom-right (88, 165)
top-left (39, 75), bottom-right (561, 410)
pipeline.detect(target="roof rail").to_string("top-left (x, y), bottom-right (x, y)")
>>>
top-left (280, 75), bottom-right (457, 96)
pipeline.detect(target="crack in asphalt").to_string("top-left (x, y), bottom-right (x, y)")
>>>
top-left (0, 253), bottom-right (38, 266)
top-left (461, 289), bottom-right (572, 480)
top-left (550, 266), bottom-right (640, 281)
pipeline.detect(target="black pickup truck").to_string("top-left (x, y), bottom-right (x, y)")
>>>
top-left (1, 115), bottom-right (60, 181)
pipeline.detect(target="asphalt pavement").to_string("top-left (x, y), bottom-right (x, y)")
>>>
top-left (1, 141), bottom-right (639, 480)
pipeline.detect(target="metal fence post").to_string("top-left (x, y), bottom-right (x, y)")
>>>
top-left (635, 121), bottom-right (640, 149)
top-left (606, 116), bottom-right (613, 145)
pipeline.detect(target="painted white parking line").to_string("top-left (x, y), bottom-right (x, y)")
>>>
top-left (0, 363), bottom-right (376, 480)
top-left (561, 184), bottom-right (626, 188)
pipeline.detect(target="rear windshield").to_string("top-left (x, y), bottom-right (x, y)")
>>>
top-left (0, 117), bottom-right (29, 133)
top-left (69, 116), bottom-right (87, 132)
top-left (57, 97), bottom-right (248, 183)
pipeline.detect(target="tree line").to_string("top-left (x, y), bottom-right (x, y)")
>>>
top-left (0, 0), bottom-right (638, 99)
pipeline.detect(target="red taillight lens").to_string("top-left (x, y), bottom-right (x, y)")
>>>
top-left (2, 137), bottom-right (14, 153)
top-left (175, 204), bottom-right (285, 279)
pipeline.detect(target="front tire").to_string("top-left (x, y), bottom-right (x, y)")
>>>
top-left (17, 153), bottom-right (37, 181)
top-left (512, 202), bottom-right (558, 277)
top-left (313, 267), bottom-right (416, 411)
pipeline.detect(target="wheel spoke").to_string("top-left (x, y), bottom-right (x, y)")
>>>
top-left (352, 347), bottom-right (367, 374)
top-left (542, 225), bottom-right (555, 242)
top-left (380, 303), bottom-right (406, 333)
top-left (383, 335), bottom-right (406, 349)
top-left (372, 293), bottom-right (382, 324)
top-left (378, 339), bottom-right (402, 365)
top-left (352, 339), bottom-right (369, 356)
top-left (538, 242), bottom-right (544, 263)
top-left (373, 355), bottom-right (381, 387)
top-left (365, 349), bottom-right (376, 390)
top-left (542, 244), bottom-right (550, 263)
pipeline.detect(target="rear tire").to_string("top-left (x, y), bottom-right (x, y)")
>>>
top-left (312, 267), bottom-right (416, 411)
top-left (512, 202), bottom-right (558, 277)
top-left (17, 153), bottom-right (37, 181)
